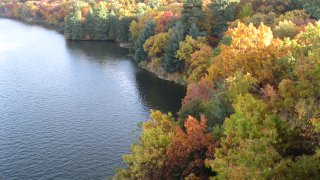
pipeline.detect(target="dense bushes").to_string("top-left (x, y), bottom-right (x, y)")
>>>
top-left (120, 21), bottom-right (320, 179)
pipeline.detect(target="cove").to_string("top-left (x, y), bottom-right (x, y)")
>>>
top-left (0, 18), bottom-right (185, 179)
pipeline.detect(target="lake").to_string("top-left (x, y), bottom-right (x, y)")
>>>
top-left (0, 18), bottom-right (185, 179)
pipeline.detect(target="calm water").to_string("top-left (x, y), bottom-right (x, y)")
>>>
top-left (0, 18), bottom-right (185, 179)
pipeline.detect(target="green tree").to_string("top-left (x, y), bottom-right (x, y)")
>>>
top-left (92, 4), bottom-right (109, 40)
top-left (107, 11), bottom-right (117, 40)
top-left (208, 0), bottom-right (239, 37)
top-left (84, 8), bottom-right (94, 39)
top-left (236, 2), bottom-right (253, 19)
top-left (301, 0), bottom-right (320, 19)
top-left (189, 23), bottom-right (207, 38)
top-left (181, 0), bottom-right (206, 34)
top-left (134, 19), bottom-right (155, 62)
top-left (116, 17), bottom-right (134, 42)
top-left (206, 94), bottom-right (285, 179)
top-left (65, 4), bottom-right (83, 40)
top-left (163, 21), bottom-right (185, 73)
top-left (202, 89), bottom-right (233, 127)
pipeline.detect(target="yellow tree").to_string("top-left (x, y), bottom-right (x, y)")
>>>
top-left (119, 110), bottom-right (177, 179)
top-left (143, 32), bottom-right (170, 58)
top-left (207, 22), bottom-right (289, 84)
top-left (176, 35), bottom-right (207, 63)
top-left (188, 45), bottom-right (213, 83)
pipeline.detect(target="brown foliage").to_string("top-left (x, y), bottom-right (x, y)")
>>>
top-left (166, 116), bottom-right (219, 178)
top-left (183, 79), bottom-right (213, 107)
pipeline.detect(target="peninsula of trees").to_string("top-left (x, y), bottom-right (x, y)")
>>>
top-left (1, 0), bottom-right (320, 179)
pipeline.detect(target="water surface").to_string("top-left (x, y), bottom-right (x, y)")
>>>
top-left (0, 18), bottom-right (185, 179)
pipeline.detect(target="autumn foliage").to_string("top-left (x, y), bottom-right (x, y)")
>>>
top-left (207, 22), bottom-right (289, 84)
top-left (166, 116), bottom-right (219, 178)
top-left (118, 3), bottom-right (320, 178)
top-left (3, 0), bottom-right (320, 179)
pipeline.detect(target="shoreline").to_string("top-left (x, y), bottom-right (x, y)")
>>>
top-left (139, 61), bottom-right (185, 86)
top-left (0, 15), bottom-right (184, 86)
top-left (0, 15), bottom-right (64, 33)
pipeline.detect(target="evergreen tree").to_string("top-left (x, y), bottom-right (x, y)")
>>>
top-left (108, 11), bottom-right (117, 40)
top-left (166, 16), bottom-right (179, 32)
top-left (93, 4), bottom-right (109, 40)
top-left (181, 0), bottom-right (205, 35)
top-left (134, 20), bottom-right (155, 62)
top-left (116, 17), bottom-right (134, 42)
top-left (84, 8), bottom-right (94, 39)
top-left (189, 23), bottom-right (207, 38)
top-left (163, 21), bottom-right (185, 73)
top-left (302, 0), bottom-right (320, 19)
top-left (65, 5), bottom-right (83, 40)
top-left (65, 13), bottom-right (73, 39)
top-left (209, 0), bottom-right (239, 37)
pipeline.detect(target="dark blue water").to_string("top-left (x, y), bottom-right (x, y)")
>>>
top-left (0, 18), bottom-right (185, 179)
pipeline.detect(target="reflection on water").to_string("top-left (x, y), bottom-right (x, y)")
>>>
top-left (135, 70), bottom-right (185, 114)
top-left (0, 18), bottom-right (185, 179)
top-left (66, 40), bottom-right (186, 115)
top-left (66, 41), bottom-right (128, 61)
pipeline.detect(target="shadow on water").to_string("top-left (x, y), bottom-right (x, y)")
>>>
top-left (66, 40), bottom-right (129, 61)
top-left (66, 40), bottom-right (186, 116)
top-left (135, 69), bottom-right (186, 115)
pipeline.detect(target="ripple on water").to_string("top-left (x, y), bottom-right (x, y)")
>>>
top-left (0, 18), bottom-right (185, 179)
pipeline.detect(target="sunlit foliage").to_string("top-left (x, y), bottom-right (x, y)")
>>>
top-left (207, 22), bottom-right (289, 83)
top-left (4, 1), bottom-right (320, 179)
top-left (118, 110), bottom-right (176, 179)
top-left (144, 32), bottom-right (170, 58)
top-left (166, 116), bottom-right (219, 178)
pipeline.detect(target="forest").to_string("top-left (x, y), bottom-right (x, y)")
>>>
top-left (1, 0), bottom-right (320, 179)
